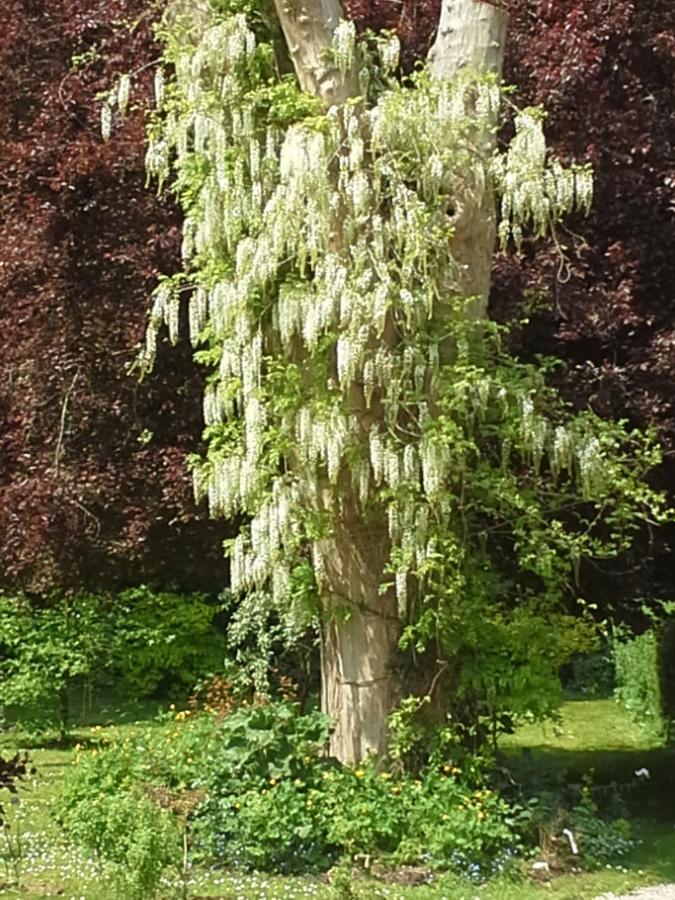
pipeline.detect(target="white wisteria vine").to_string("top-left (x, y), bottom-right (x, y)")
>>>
top-left (135, 2), bottom-right (666, 709)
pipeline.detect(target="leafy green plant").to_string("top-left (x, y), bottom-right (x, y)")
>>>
top-left (0, 756), bottom-right (31, 887)
top-left (62, 701), bottom-right (528, 880)
top-left (63, 788), bottom-right (181, 899)
top-left (613, 629), bottom-right (662, 732)
top-left (0, 587), bottom-right (226, 738)
top-left (613, 607), bottom-right (675, 741)
top-left (526, 776), bottom-right (633, 872)
top-left (0, 595), bottom-right (109, 739)
top-left (561, 645), bottom-right (615, 698)
top-left (570, 788), bottom-right (633, 869)
top-left (110, 586), bottom-right (224, 697)
top-left (318, 759), bottom-right (524, 878)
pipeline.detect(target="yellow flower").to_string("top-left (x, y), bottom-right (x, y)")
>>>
top-left (390, 785), bottom-right (401, 795)
top-left (442, 814), bottom-right (449, 821)
top-left (379, 772), bottom-right (391, 780)
top-left (269, 777), bottom-right (276, 785)
top-left (355, 769), bottom-right (365, 779)
top-left (294, 778), bottom-right (304, 787)
top-left (234, 802), bottom-right (240, 810)
top-left (169, 704), bottom-right (175, 710)
top-left (443, 764), bottom-right (452, 774)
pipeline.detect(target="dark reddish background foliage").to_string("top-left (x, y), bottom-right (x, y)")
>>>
top-left (497, 0), bottom-right (675, 604)
top-left (0, 0), bottom-right (226, 594)
top-left (1, 0), bottom-right (674, 606)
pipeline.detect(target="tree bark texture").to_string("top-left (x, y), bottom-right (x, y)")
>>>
top-left (430, 1), bottom-right (508, 333)
top-left (272, 0), bottom-right (360, 107)
top-left (274, 0), bottom-right (508, 763)
top-left (316, 496), bottom-right (400, 763)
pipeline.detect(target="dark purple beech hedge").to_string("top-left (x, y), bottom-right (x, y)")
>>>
top-left (0, 0), bottom-right (227, 594)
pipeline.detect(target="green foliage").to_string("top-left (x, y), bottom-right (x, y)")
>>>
top-left (193, 702), bottom-right (332, 871)
top-left (0, 588), bottom-right (224, 736)
top-left (61, 787), bottom-right (181, 899)
top-left (61, 701), bottom-right (527, 880)
top-left (659, 617), bottom-right (675, 737)
top-left (613, 609), bottom-right (675, 741)
top-left (569, 789), bottom-right (633, 869)
top-left (110, 586), bottom-right (224, 696)
top-left (319, 762), bottom-right (523, 878)
top-left (614, 629), bottom-right (662, 732)
top-left (528, 781), bottom-right (633, 871)
top-left (561, 646), bottom-right (615, 698)
top-left (391, 318), bottom-right (668, 741)
top-left (0, 595), bottom-right (108, 737)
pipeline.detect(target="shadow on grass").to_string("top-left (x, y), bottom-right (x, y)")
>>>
top-left (505, 745), bottom-right (675, 816)
top-left (500, 700), bottom-right (675, 827)
top-left (629, 820), bottom-right (675, 883)
top-left (1, 693), bottom-right (165, 751)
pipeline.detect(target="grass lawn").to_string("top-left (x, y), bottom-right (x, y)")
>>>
top-left (1, 699), bottom-right (673, 899)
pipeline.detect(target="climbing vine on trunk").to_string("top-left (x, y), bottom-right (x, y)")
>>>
top-left (134, 0), bottom-right (667, 762)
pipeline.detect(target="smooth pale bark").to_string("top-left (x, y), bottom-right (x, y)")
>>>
top-left (274, 0), bottom-right (508, 763)
top-left (430, 1), bottom-right (509, 326)
top-left (429, 0), bottom-right (508, 79)
top-left (272, 0), bottom-right (360, 107)
top-left (317, 497), bottom-right (400, 762)
top-left (273, 0), bottom-right (399, 764)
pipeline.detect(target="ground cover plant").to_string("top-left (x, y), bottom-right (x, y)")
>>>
top-left (1, 697), bottom-right (674, 898)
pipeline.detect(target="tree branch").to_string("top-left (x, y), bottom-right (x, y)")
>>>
top-left (272, 0), bottom-right (359, 107)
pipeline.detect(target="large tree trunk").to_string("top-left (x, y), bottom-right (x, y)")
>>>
top-left (317, 508), bottom-right (400, 762)
top-left (274, 0), bottom-right (508, 764)
top-left (430, 1), bottom-right (509, 330)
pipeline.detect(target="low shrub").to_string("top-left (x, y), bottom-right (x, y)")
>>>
top-left (526, 778), bottom-right (633, 871)
top-left (613, 611), bottom-right (675, 741)
top-left (0, 595), bottom-right (109, 738)
top-left (63, 789), bottom-right (181, 899)
top-left (0, 588), bottom-right (225, 738)
top-left (569, 789), bottom-right (632, 868)
top-left (560, 646), bottom-right (614, 698)
top-left (110, 587), bottom-right (225, 697)
top-left (60, 700), bottom-right (527, 882)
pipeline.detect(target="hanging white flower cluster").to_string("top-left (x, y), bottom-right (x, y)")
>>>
top-left (493, 108), bottom-right (593, 249)
top-left (332, 20), bottom-right (357, 76)
top-left (379, 34), bottom-right (401, 75)
top-left (99, 73), bottom-right (135, 143)
top-left (144, 10), bottom-right (595, 615)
